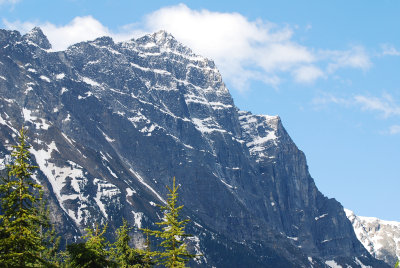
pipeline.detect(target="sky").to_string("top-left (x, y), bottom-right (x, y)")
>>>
top-left (1, 0), bottom-right (399, 221)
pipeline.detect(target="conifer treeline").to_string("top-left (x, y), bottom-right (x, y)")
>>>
top-left (0, 128), bottom-right (196, 267)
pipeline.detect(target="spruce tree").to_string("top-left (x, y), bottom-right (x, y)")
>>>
top-left (0, 127), bottom-right (47, 267)
top-left (142, 177), bottom-right (195, 268)
top-left (111, 219), bottom-right (153, 267)
top-left (37, 191), bottom-right (61, 267)
top-left (67, 223), bottom-right (114, 268)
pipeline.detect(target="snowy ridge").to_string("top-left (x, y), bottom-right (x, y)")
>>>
top-left (345, 209), bottom-right (400, 266)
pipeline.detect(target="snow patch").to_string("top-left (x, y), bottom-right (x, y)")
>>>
top-left (346, 209), bottom-right (400, 265)
top-left (61, 87), bottom-right (68, 94)
top-left (40, 75), bottom-right (51, 82)
top-left (315, 213), bottom-right (328, 221)
top-left (29, 142), bottom-right (89, 225)
top-left (106, 166), bottom-right (118, 179)
top-left (82, 76), bottom-right (101, 87)
top-left (192, 117), bottom-right (227, 134)
top-left (93, 178), bottom-right (121, 219)
top-left (220, 179), bottom-right (235, 189)
top-left (56, 73), bottom-right (65, 80)
top-left (354, 258), bottom-right (372, 268)
top-left (78, 91), bottom-right (93, 99)
top-left (22, 108), bottom-right (50, 129)
top-left (98, 128), bottom-right (115, 142)
top-left (132, 211), bottom-right (143, 228)
top-left (325, 260), bottom-right (342, 268)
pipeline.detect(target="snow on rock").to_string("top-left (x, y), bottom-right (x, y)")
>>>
top-left (81, 76), bottom-right (101, 87)
top-left (22, 108), bottom-right (50, 129)
top-left (128, 167), bottom-right (166, 204)
top-left (61, 87), bottom-right (68, 94)
top-left (132, 211), bottom-right (144, 228)
top-left (0, 155), bottom-right (11, 170)
top-left (78, 91), bottom-right (93, 99)
top-left (192, 117), bottom-right (227, 134)
top-left (239, 111), bottom-right (280, 160)
top-left (29, 142), bottom-right (90, 225)
top-left (93, 178), bottom-right (121, 219)
top-left (56, 73), bottom-right (65, 80)
top-left (354, 257), bottom-right (372, 268)
top-left (40, 75), bottom-right (51, 82)
top-left (315, 213), bottom-right (328, 221)
top-left (98, 127), bottom-right (115, 142)
top-left (106, 166), bottom-right (118, 179)
top-left (345, 209), bottom-right (400, 266)
top-left (325, 260), bottom-right (342, 268)
top-left (125, 188), bottom-right (136, 205)
top-left (187, 235), bottom-right (207, 264)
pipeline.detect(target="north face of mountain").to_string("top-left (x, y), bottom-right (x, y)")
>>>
top-left (0, 28), bottom-right (390, 267)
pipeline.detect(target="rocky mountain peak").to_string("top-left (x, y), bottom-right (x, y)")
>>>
top-left (22, 27), bottom-right (52, 50)
top-left (0, 28), bottom-right (391, 268)
top-left (153, 29), bottom-right (174, 43)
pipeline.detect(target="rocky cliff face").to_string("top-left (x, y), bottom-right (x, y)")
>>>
top-left (0, 27), bottom-right (390, 267)
top-left (346, 209), bottom-right (400, 266)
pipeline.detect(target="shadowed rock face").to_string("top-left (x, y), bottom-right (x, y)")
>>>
top-left (0, 28), bottom-right (390, 267)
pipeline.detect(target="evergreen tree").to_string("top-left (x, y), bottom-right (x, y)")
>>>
top-left (111, 219), bottom-right (153, 267)
top-left (37, 191), bottom-right (61, 267)
top-left (0, 127), bottom-right (48, 267)
top-left (67, 223), bottom-right (114, 268)
top-left (142, 177), bottom-right (196, 268)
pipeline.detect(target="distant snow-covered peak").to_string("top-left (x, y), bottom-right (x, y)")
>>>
top-left (345, 208), bottom-right (400, 266)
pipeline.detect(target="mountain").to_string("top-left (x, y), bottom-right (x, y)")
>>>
top-left (346, 209), bottom-right (400, 266)
top-left (0, 27), bottom-right (390, 267)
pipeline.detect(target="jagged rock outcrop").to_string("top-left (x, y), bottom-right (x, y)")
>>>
top-left (0, 27), bottom-right (390, 267)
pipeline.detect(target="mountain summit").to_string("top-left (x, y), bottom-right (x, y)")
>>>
top-left (0, 28), bottom-right (390, 267)
top-left (22, 27), bottom-right (52, 49)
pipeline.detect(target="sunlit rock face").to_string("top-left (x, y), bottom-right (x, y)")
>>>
top-left (0, 27), bottom-right (390, 267)
top-left (346, 209), bottom-right (400, 266)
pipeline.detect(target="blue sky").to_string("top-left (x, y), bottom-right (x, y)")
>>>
top-left (1, 0), bottom-right (399, 221)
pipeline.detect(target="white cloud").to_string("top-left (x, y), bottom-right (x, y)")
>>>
top-left (325, 46), bottom-right (371, 73)
top-left (293, 65), bottom-right (324, 84)
top-left (380, 43), bottom-right (400, 56)
top-left (142, 4), bottom-right (317, 90)
top-left (354, 93), bottom-right (400, 118)
top-left (311, 93), bottom-right (352, 108)
top-left (3, 16), bottom-right (136, 51)
top-left (0, 0), bottom-right (20, 5)
top-left (314, 92), bottom-right (400, 118)
top-left (389, 125), bottom-right (400, 135)
top-left (3, 4), bottom-right (373, 91)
